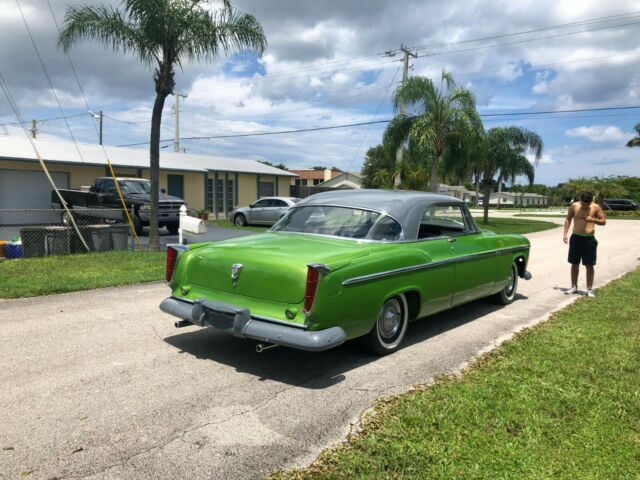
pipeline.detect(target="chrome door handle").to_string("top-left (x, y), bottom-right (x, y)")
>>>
top-left (448, 237), bottom-right (457, 243)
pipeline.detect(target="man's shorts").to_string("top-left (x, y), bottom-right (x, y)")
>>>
top-left (568, 234), bottom-right (598, 266)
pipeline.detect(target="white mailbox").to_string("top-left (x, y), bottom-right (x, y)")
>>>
top-left (180, 215), bottom-right (207, 234)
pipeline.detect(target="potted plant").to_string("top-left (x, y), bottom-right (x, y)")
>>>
top-left (195, 209), bottom-right (210, 220)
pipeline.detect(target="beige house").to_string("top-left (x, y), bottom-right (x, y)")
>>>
top-left (290, 168), bottom-right (342, 186)
top-left (0, 136), bottom-right (296, 218)
top-left (467, 191), bottom-right (549, 206)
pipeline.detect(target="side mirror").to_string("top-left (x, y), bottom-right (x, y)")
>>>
top-left (160, 188), bottom-right (167, 194)
top-left (249, 203), bottom-right (255, 208)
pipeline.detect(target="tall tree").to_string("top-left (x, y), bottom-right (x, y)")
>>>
top-left (59, 0), bottom-right (266, 250)
top-left (479, 127), bottom-right (543, 223)
top-left (384, 71), bottom-right (482, 193)
top-left (626, 122), bottom-right (640, 147)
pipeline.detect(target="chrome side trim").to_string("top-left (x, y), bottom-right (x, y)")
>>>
top-left (308, 263), bottom-right (331, 276)
top-left (342, 245), bottom-right (530, 286)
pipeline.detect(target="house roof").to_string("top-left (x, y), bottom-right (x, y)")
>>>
top-left (0, 135), bottom-right (297, 177)
top-left (317, 171), bottom-right (363, 188)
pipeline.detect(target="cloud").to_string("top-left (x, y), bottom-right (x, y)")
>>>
top-left (565, 125), bottom-right (628, 142)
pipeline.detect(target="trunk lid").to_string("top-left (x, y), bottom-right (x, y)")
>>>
top-left (185, 233), bottom-right (370, 304)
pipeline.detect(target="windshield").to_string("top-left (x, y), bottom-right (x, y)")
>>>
top-left (119, 180), bottom-right (150, 194)
top-left (272, 206), bottom-right (402, 241)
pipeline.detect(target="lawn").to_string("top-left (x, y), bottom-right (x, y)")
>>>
top-left (473, 216), bottom-right (559, 234)
top-left (515, 213), bottom-right (640, 220)
top-left (0, 251), bottom-right (165, 299)
top-left (275, 268), bottom-right (640, 480)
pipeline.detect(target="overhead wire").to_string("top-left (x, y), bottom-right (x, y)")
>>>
top-left (15, 0), bottom-right (86, 163)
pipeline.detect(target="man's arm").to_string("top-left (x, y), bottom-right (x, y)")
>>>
top-left (586, 205), bottom-right (607, 226)
top-left (563, 205), bottom-right (574, 243)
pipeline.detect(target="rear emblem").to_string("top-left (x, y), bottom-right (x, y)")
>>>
top-left (231, 263), bottom-right (243, 288)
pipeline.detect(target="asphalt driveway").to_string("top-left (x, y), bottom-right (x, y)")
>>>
top-left (1, 220), bottom-right (639, 480)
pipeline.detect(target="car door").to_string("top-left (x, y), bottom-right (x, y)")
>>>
top-left (249, 199), bottom-right (273, 224)
top-left (98, 179), bottom-right (119, 208)
top-left (425, 203), bottom-right (496, 306)
top-left (267, 199), bottom-right (289, 223)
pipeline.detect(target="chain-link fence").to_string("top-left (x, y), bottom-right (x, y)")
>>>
top-left (0, 209), bottom-right (135, 259)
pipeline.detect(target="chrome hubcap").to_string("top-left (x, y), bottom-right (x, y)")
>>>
top-left (378, 299), bottom-right (402, 340)
top-left (505, 266), bottom-right (516, 297)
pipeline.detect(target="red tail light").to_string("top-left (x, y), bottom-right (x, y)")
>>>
top-left (165, 246), bottom-right (178, 282)
top-left (304, 266), bottom-right (320, 314)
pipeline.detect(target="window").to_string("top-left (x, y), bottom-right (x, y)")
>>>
top-left (215, 178), bottom-right (224, 213)
top-left (294, 179), bottom-right (304, 186)
top-left (258, 181), bottom-right (274, 198)
top-left (272, 206), bottom-right (401, 241)
top-left (226, 178), bottom-right (234, 212)
top-left (101, 179), bottom-right (116, 193)
top-left (313, 178), bottom-right (322, 185)
top-left (419, 204), bottom-right (467, 239)
top-left (272, 200), bottom-right (288, 207)
top-left (252, 199), bottom-right (271, 208)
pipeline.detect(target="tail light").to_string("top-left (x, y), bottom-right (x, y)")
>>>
top-left (304, 267), bottom-right (320, 314)
top-left (304, 263), bottom-right (329, 314)
top-left (165, 244), bottom-right (187, 283)
top-left (165, 246), bottom-right (178, 283)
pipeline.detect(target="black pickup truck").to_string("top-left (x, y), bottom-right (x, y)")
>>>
top-left (52, 177), bottom-right (185, 234)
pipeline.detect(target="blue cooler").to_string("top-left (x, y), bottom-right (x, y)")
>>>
top-left (5, 243), bottom-right (22, 259)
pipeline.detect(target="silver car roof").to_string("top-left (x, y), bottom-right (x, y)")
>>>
top-left (296, 189), bottom-right (465, 240)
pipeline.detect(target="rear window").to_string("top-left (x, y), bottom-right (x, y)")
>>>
top-left (272, 206), bottom-right (402, 241)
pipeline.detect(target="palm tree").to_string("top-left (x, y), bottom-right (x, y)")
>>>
top-left (495, 128), bottom-right (542, 209)
top-left (59, 0), bottom-right (266, 250)
top-left (384, 71), bottom-right (482, 193)
top-left (627, 122), bottom-right (640, 147)
top-left (479, 127), bottom-right (543, 223)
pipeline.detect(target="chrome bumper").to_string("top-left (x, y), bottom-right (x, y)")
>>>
top-left (159, 297), bottom-right (347, 352)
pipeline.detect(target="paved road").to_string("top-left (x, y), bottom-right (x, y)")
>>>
top-left (2, 221), bottom-right (640, 480)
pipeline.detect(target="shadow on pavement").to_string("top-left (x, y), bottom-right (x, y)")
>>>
top-left (163, 294), bottom-right (527, 389)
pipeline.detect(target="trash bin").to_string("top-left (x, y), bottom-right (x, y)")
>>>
top-left (88, 225), bottom-right (113, 252)
top-left (0, 240), bottom-right (7, 258)
top-left (45, 226), bottom-right (70, 256)
top-left (5, 242), bottom-right (22, 259)
top-left (111, 224), bottom-right (130, 251)
top-left (71, 226), bottom-right (94, 253)
top-left (20, 227), bottom-right (47, 258)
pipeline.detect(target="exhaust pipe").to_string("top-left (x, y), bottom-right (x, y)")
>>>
top-left (175, 320), bottom-right (192, 328)
top-left (256, 343), bottom-right (278, 353)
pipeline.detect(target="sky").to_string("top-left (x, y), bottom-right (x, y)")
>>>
top-left (0, 0), bottom-right (639, 186)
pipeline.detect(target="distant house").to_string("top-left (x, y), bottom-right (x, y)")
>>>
top-left (438, 184), bottom-right (471, 200)
top-left (467, 191), bottom-right (549, 206)
top-left (290, 168), bottom-right (342, 186)
top-left (317, 171), bottom-right (363, 189)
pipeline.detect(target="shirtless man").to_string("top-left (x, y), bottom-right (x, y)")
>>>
top-left (563, 191), bottom-right (606, 298)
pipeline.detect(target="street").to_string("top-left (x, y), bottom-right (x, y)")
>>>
top-left (1, 220), bottom-right (639, 480)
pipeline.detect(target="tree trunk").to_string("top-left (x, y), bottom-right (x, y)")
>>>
top-left (475, 175), bottom-right (480, 208)
top-left (482, 181), bottom-right (491, 224)
top-left (429, 154), bottom-right (440, 193)
top-left (496, 174), bottom-right (503, 210)
top-left (148, 91), bottom-right (168, 251)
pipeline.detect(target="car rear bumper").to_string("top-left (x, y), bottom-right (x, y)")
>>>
top-left (159, 297), bottom-right (347, 352)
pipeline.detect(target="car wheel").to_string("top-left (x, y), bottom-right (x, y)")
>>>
top-left (364, 294), bottom-right (409, 355)
top-left (234, 213), bottom-right (247, 227)
top-left (494, 262), bottom-right (518, 305)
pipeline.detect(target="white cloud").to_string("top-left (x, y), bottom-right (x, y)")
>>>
top-left (565, 125), bottom-right (628, 142)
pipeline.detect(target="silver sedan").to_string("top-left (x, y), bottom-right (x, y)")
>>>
top-left (231, 197), bottom-right (300, 226)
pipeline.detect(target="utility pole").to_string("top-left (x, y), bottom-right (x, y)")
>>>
top-left (393, 45), bottom-right (417, 189)
top-left (89, 110), bottom-right (103, 144)
top-left (173, 93), bottom-right (187, 153)
top-left (30, 119), bottom-right (38, 139)
top-left (98, 110), bottom-right (103, 145)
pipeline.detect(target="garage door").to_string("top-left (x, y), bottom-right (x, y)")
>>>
top-left (0, 169), bottom-right (69, 209)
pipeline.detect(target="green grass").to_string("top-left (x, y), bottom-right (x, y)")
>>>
top-left (473, 217), bottom-right (559, 234)
top-left (208, 219), bottom-right (269, 232)
top-left (0, 251), bottom-right (165, 299)
top-left (275, 269), bottom-right (640, 480)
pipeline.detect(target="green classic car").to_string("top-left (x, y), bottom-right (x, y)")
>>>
top-left (160, 190), bottom-right (531, 354)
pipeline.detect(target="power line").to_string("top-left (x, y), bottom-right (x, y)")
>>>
top-left (409, 10), bottom-right (640, 51)
top-left (102, 113), bottom-right (151, 124)
top-left (15, 0), bottom-right (85, 161)
top-left (116, 105), bottom-right (640, 147)
top-left (0, 112), bottom-right (88, 128)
